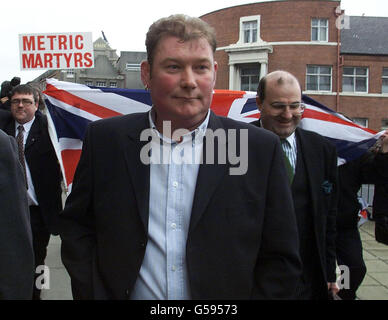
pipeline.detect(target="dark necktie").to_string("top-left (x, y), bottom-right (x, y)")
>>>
top-left (281, 139), bottom-right (295, 184)
top-left (17, 125), bottom-right (28, 189)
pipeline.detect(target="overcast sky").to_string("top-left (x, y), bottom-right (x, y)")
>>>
top-left (1, 0), bottom-right (387, 84)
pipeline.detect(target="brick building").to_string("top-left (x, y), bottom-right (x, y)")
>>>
top-left (201, 0), bottom-right (388, 132)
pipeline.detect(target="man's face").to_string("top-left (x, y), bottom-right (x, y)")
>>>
top-left (10, 93), bottom-right (37, 124)
top-left (256, 79), bottom-right (302, 139)
top-left (141, 35), bottom-right (217, 131)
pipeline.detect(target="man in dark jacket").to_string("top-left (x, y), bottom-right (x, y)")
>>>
top-left (0, 129), bottom-right (35, 299)
top-left (0, 84), bottom-right (62, 299)
top-left (253, 70), bottom-right (339, 299)
top-left (336, 130), bottom-right (388, 299)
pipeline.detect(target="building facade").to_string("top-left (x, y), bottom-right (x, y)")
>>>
top-left (33, 38), bottom-right (146, 90)
top-left (201, 0), bottom-right (388, 132)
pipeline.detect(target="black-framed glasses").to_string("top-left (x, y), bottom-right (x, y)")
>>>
top-left (10, 99), bottom-right (34, 106)
top-left (269, 102), bottom-right (305, 115)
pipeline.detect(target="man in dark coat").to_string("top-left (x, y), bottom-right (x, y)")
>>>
top-left (336, 130), bottom-right (388, 299)
top-left (0, 84), bottom-right (62, 299)
top-left (252, 70), bottom-right (339, 299)
top-left (0, 129), bottom-right (35, 299)
top-left (59, 14), bottom-right (302, 300)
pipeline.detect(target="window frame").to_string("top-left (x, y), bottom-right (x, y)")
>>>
top-left (381, 119), bottom-right (388, 130)
top-left (66, 69), bottom-right (75, 78)
top-left (306, 65), bottom-right (332, 92)
top-left (382, 68), bottom-right (388, 93)
top-left (125, 63), bottom-right (141, 71)
top-left (96, 81), bottom-right (106, 88)
top-left (242, 21), bottom-right (258, 44)
top-left (342, 67), bottom-right (369, 93)
top-left (311, 18), bottom-right (329, 42)
top-left (239, 64), bottom-right (260, 92)
top-left (237, 15), bottom-right (261, 45)
top-left (352, 117), bottom-right (369, 128)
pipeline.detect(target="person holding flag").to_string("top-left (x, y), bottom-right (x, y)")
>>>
top-left (336, 130), bottom-right (388, 300)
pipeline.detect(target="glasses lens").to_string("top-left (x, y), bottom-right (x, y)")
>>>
top-left (11, 99), bottom-right (33, 106)
top-left (271, 102), bottom-right (305, 114)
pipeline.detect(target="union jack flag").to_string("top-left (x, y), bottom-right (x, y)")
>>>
top-left (42, 78), bottom-right (383, 193)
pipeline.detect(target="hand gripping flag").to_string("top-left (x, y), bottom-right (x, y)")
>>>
top-left (43, 79), bottom-right (384, 193)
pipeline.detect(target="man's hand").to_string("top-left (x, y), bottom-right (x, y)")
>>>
top-left (328, 281), bottom-right (340, 295)
top-left (0, 97), bottom-right (8, 104)
top-left (380, 129), bottom-right (388, 154)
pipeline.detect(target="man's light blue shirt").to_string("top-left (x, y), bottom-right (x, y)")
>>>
top-left (130, 110), bottom-right (210, 300)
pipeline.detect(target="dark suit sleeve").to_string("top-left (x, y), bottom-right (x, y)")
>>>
top-left (0, 131), bottom-right (35, 299)
top-left (59, 124), bottom-right (97, 300)
top-left (254, 138), bottom-right (302, 299)
top-left (325, 143), bottom-right (339, 282)
top-left (360, 152), bottom-right (388, 183)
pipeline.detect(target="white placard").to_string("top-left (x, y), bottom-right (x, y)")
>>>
top-left (19, 32), bottom-right (94, 70)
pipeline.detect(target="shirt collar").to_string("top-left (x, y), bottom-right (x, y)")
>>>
top-left (15, 116), bottom-right (35, 134)
top-left (283, 131), bottom-right (296, 146)
top-left (258, 119), bottom-right (296, 146)
top-left (148, 108), bottom-right (210, 145)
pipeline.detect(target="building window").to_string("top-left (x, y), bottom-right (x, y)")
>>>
top-left (382, 119), bottom-right (388, 130)
top-left (126, 63), bottom-right (141, 71)
top-left (352, 117), bottom-right (369, 128)
top-left (243, 21), bottom-right (257, 43)
top-left (240, 64), bottom-right (260, 91)
top-left (342, 67), bottom-right (368, 93)
top-left (109, 82), bottom-right (117, 88)
top-left (311, 18), bottom-right (328, 42)
top-left (96, 81), bottom-right (106, 87)
top-left (306, 65), bottom-right (332, 91)
top-left (66, 69), bottom-right (75, 78)
top-left (85, 81), bottom-right (93, 86)
top-left (382, 68), bottom-right (388, 93)
top-left (237, 15), bottom-right (261, 45)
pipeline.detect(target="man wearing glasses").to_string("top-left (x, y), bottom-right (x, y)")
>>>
top-left (0, 84), bottom-right (62, 300)
top-left (252, 70), bottom-right (339, 299)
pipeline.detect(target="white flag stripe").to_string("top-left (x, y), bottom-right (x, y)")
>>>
top-left (47, 78), bottom-right (151, 115)
top-left (300, 118), bottom-right (375, 141)
top-left (58, 138), bottom-right (83, 151)
top-left (71, 91), bottom-right (152, 115)
top-left (46, 95), bottom-right (102, 122)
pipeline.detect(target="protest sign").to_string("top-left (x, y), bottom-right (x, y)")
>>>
top-left (19, 32), bottom-right (94, 70)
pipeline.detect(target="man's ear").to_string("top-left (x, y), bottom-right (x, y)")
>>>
top-left (34, 100), bottom-right (39, 111)
top-left (140, 60), bottom-right (151, 89)
top-left (213, 61), bottom-right (218, 86)
top-left (256, 97), bottom-right (263, 112)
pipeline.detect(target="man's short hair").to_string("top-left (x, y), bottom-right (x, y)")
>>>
top-left (9, 84), bottom-right (38, 103)
top-left (145, 14), bottom-right (217, 67)
top-left (257, 71), bottom-right (302, 102)
top-left (257, 76), bottom-right (267, 102)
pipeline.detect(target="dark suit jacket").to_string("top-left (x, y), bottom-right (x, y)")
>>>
top-left (338, 151), bottom-right (388, 229)
top-left (0, 110), bottom-right (62, 234)
top-left (60, 111), bottom-right (302, 300)
top-left (0, 129), bottom-right (35, 299)
top-left (374, 179), bottom-right (388, 245)
top-left (251, 120), bottom-right (338, 283)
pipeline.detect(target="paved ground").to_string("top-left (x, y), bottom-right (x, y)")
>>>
top-left (357, 220), bottom-right (388, 300)
top-left (40, 220), bottom-right (388, 300)
top-left (40, 235), bottom-right (72, 300)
